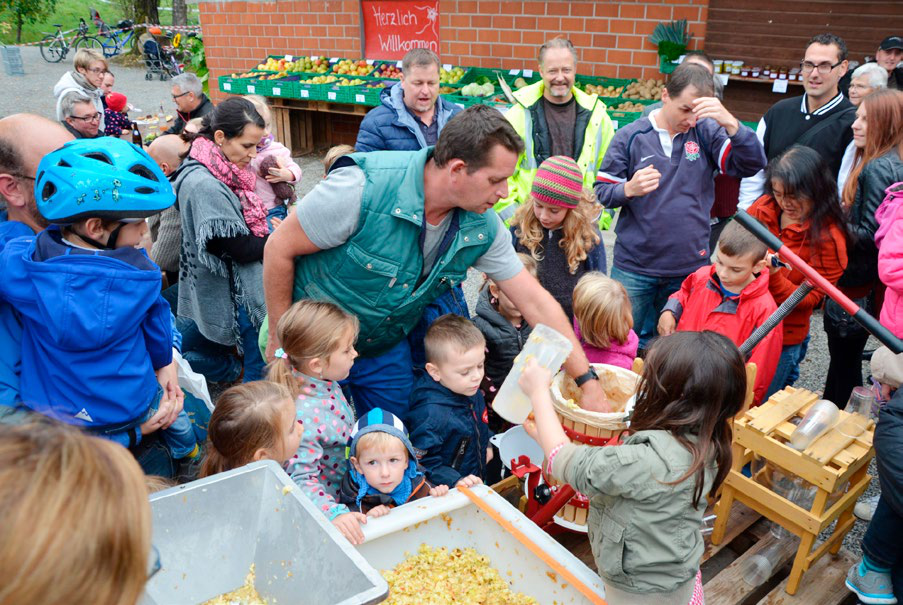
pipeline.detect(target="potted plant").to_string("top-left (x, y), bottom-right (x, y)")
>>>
top-left (649, 19), bottom-right (690, 74)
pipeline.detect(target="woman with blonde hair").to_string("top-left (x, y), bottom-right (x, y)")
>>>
top-left (825, 89), bottom-right (903, 405)
top-left (53, 48), bottom-right (108, 133)
top-left (0, 419), bottom-right (153, 605)
top-left (512, 155), bottom-right (606, 319)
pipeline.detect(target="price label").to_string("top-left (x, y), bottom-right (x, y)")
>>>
top-left (523, 69), bottom-right (534, 78)
top-left (366, 59), bottom-right (374, 65)
top-left (310, 56), bottom-right (317, 62)
top-left (443, 63), bottom-right (453, 71)
top-left (330, 57), bottom-right (339, 62)
top-left (396, 60), bottom-right (403, 68)
top-left (247, 85), bottom-right (256, 94)
top-left (509, 69), bottom-right (519, 75)
top-left (455, 102), bottom-right (465, 109)
top-left (300, 89), bottom-right (309, 98)
top-left (273, 87), bottom-right (282, 96)
top-left (611, 120), bottom-right (619, 130)
top-left (328, 91), bottom-right (337, 100)
top-left (285, 54), bottom-right (293, 62)
top-left (223, 82), bottom-right (232, 91)
top-left (355, 94), bottom-right (365, 103)
top-left (772, 79), bottom-right (788, 94)
top-left (718, 74), bottom-right (729, 86)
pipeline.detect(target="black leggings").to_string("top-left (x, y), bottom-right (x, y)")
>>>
top-left (823, 297), bottom-right (871, 406)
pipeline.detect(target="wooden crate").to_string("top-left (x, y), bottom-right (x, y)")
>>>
top-left (711, 387), bottom-right (874, 595)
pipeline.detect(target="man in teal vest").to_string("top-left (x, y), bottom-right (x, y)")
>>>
top-left (264, 105), bottom-right (610, 418)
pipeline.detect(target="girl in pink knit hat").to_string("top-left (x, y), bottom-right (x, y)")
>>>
top-left (511, 155), bottom-right (607, 319)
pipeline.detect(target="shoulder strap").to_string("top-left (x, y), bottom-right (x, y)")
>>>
top-left (796, 106), bottom-right (855, 149)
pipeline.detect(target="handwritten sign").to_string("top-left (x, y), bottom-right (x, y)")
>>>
top-left (361, 0), bottom-right (440, 60)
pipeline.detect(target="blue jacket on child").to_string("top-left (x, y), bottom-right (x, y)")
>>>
top-left (407, 370), bottom-right (492, 486)
top-left (0, 226), bottom-right (172, 428)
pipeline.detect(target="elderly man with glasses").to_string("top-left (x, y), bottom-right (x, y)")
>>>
top-left (163, 73), bottom-right (214, 136)
top-left (739, 33), bottom-right (856, 209)
top-left (60, 91), bottom-right (103, 139)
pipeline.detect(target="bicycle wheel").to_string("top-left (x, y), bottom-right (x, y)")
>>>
top-left (40, 35), bottom-right (66, 63)
top-left (100, 35), bottom-right (120, 58)
top-left (74, 36), bottom-right (103, 52)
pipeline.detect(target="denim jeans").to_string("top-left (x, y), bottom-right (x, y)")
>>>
top-left (130, 390), bottom-right (212, 478)
top-left (610, 265), bottom-right (688, 350)
top-left (176, 306), bottom-right (263, 384)
top-left (267, 204), bottom-right (288, 232)
top-left (765, 334), bottom-right (811, 399)
top-left (407, 285), bottom-right (469, 370)
top-left (341, 338), bottom-right (415, 420)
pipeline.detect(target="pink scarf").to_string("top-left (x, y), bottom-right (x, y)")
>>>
top-left (189, 136), bottom-right (269, 237)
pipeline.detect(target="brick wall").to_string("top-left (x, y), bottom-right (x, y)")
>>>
top-left (200, 0), bottom-right (710, 102)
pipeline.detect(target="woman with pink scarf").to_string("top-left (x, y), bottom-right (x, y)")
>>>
top-left (174, 98), bottom-right (269, 383)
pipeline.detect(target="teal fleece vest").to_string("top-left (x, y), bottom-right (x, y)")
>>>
top-left (292, 148), bottom-right (498, 357)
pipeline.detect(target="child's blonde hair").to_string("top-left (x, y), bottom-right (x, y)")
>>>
top-left (512, 191), bottom-right (601, 274)
top-left (573, 272), bottom-right (633, 348)
top-left (200, 381), bottom-right (292, 477)
top-left (424, 314), bottom-right (485, 365)
top-left (267, 299), bottom-right (360, 397)
top-left (354, 431), bottom-right (407, 459)
top-left (323, 144), bottom-right (355, 173)
top-left (244, 94), bottom-right (272, 131)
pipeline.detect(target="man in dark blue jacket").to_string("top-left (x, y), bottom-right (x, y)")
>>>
top-left (355, 48), bottom-right (462, 152)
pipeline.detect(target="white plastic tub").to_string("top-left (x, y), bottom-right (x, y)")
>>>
top-left (142, 460), bottom-right (388, 605)
top-left (357, 484), bottom-right (606, 604)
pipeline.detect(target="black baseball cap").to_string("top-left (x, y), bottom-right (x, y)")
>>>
top-left (879, 36), bottom-right (903, 51)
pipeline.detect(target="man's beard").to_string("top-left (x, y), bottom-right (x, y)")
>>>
top-left (27, 197), bottom-right (49, 230)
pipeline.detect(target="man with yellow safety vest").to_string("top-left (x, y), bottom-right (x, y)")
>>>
top-left (494, 38), bottom-right (615, 228)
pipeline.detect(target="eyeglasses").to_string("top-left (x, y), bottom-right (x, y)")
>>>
top-left (172, 91), bottom-right (191, 100)
top-left (70, 112), bottom-right (102, 123)
top-left (8, 172), bottom-right (35, 181)
top-left (800, 60), bottom-right (842, 74)
top-left (86, 67), bottom-right (106, 74)
top-left (148, 544), bottom-right (162, 580)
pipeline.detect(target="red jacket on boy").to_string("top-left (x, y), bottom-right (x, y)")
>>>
top-left (662, 265), bottom-right (782, 405)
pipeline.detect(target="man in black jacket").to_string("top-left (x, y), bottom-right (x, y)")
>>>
top-left (739, 33), bottom-right (855, 209)
top-left (164, 73), bottom-right (214, 136)
top-left (875, 35), bottom-right (903, 90)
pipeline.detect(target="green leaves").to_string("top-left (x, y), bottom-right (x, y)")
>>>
top-left (649, 19), bottom-right (689, 60)
top-left (1, 0), bottom-right (58, 42)
top-left (185, 35), bottom-right (208, 93)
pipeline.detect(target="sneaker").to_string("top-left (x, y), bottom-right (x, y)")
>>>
top-left (175, 453), bottom-right (202, 484)
top-left (846, 561), bottom-right (898, 604)
top-left (854, 495), bottom-right (881, 522)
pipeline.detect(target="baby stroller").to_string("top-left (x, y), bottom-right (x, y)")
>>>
top-left (142, 29), bottom-right (182, 81)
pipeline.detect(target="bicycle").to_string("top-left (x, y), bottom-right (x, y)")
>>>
top-left (39, 19), bottom-right (103, 63)
top-left (94, 18), bottom-right (136, 58)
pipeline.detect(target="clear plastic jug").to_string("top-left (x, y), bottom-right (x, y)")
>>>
top-left (836, 386), bottom-right (875, 438)
top-left (492, 324), bottom-right (573, 424)
top-left (789, 399), bottom-right (839, 451)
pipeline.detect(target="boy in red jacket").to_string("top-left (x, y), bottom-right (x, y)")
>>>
top-left (657, 221), bottom-right (781, 404)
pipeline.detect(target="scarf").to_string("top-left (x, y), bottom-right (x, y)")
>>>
top-left (351, 459), bottom-right (423, 508)
top-left (71, 70), bottom-right (97, 91)
top-left (189, 137), bottom-right (269, 237)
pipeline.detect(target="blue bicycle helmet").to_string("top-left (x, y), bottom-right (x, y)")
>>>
top-left (35, 138), bottom-right (175, 225)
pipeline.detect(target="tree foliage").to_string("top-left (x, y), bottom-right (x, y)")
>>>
top-left (1, 0), bottom-right (58, 42)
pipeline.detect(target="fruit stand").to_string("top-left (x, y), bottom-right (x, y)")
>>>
top-left (218, 54), bottom-right (668, 155)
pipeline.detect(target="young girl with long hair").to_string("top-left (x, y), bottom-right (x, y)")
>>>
top-left (520, 331), bottom-right (747, 605)
top-left (200, 381), bottom-right (301, 477)
top-left (265, 299), bottom-right (367, 544)
top-left (512, 155), bottom-right (606, 319)
top-left (748, 146), bottom-right (849, 398)
top-left (572, 271), bottom-right (638, 370)
top-left (825, 89), bottom-right (903, 405)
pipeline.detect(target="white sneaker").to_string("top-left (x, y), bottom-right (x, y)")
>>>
top-left (854, 495), bottom-right (881, 522)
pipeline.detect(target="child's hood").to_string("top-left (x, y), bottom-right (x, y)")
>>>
top-left (706, 263), bottom-right (772, 301)
top-left (875, 185), bottom-right (903, 249)
top-left (0, 229), bottom-right (164, 350)
top-left (409, 370), bottom-right (477, 410)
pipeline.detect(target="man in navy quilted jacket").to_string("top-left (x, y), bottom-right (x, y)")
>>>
top-left (355, 48), bottom-right (462, 152)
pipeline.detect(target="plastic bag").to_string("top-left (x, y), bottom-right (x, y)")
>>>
top-left (174, 350), bottom-right (214, 413)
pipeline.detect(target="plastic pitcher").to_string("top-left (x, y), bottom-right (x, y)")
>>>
top-left (836, 386), bottom-right (874, 438)
top-left (492, 324), bottom-right (572, 424)
top-left (789, 399), bottom-right (839, 451)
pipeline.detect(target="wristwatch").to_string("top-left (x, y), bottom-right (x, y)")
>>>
top-left (574, 367), bottom-right (599, 387)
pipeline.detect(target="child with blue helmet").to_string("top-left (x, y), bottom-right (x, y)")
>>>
top-left (338, 408), bottom-right (481, 524)
top-left (0, 138), bottom-right (201, 473)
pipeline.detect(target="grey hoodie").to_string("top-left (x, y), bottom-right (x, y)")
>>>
top-left (53, 71), bottom-right (105, 132)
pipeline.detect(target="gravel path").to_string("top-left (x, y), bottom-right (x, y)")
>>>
top-left (6, 44), bottom-right (875, 559)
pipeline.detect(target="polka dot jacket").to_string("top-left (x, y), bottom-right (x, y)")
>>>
top-left (286, 374), bottom-right (356, 521)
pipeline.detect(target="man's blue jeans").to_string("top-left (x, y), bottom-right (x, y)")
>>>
top-left (342, 338), bottom-right (415, 421)
top-left (611, 265), bottom-right (688, 350)
top-left (176, 306), bottom-right (264, 384)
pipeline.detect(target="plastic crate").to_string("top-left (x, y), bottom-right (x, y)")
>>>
top-left (440, 93), bottom-right (486, 110)
top-left (604, 97), bottom-right (658, 112)
top-left (458, 66), bottom-right (525, 87)
top-left (575, 75), bottom-right (635, 97)
top-left (253, 75), bottom-right (300, 99)
top-left (218, 71), bottom-right (268, 95)
top-left (321, 77), bottom-right (370, 104)
top-left (606, 108), bottom-right (644, 130)
top-left (142, 461), bottom-right (388, 605)
top-left (349, 80), bottom-right (392, 106)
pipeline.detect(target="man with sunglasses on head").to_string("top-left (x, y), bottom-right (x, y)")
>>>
top-left (739, 33), bottom-right (855, 209)
top-left (60, 91), bottom-right (103, 139)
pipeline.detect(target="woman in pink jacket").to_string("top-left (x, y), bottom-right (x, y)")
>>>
top-left (876, 181), bottom-right (903, 337)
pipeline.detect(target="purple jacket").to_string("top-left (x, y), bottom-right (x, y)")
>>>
top-left (875, 182), bottom-right (903, 337)
top-left (573, 317), bottom-right (638, 370)
top-left (595, 112), bottom-right (766, 277)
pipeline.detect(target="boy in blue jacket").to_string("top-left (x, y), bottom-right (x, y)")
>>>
top-left (0, 138), bottom-right (199, 468)
top-left (407, 314), bottom-right (493, 485)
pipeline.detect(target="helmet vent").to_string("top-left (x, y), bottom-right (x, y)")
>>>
top-left (41, 182), bottom-right (57, 201)
top-left (83, 151), bottom-right (113, 165)
top-left (129, 164), bottom-right (160, 182)
top-left (57, 159), bottom-right (71, 168)
top-left (135, 186), bottom-right (155, 194)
